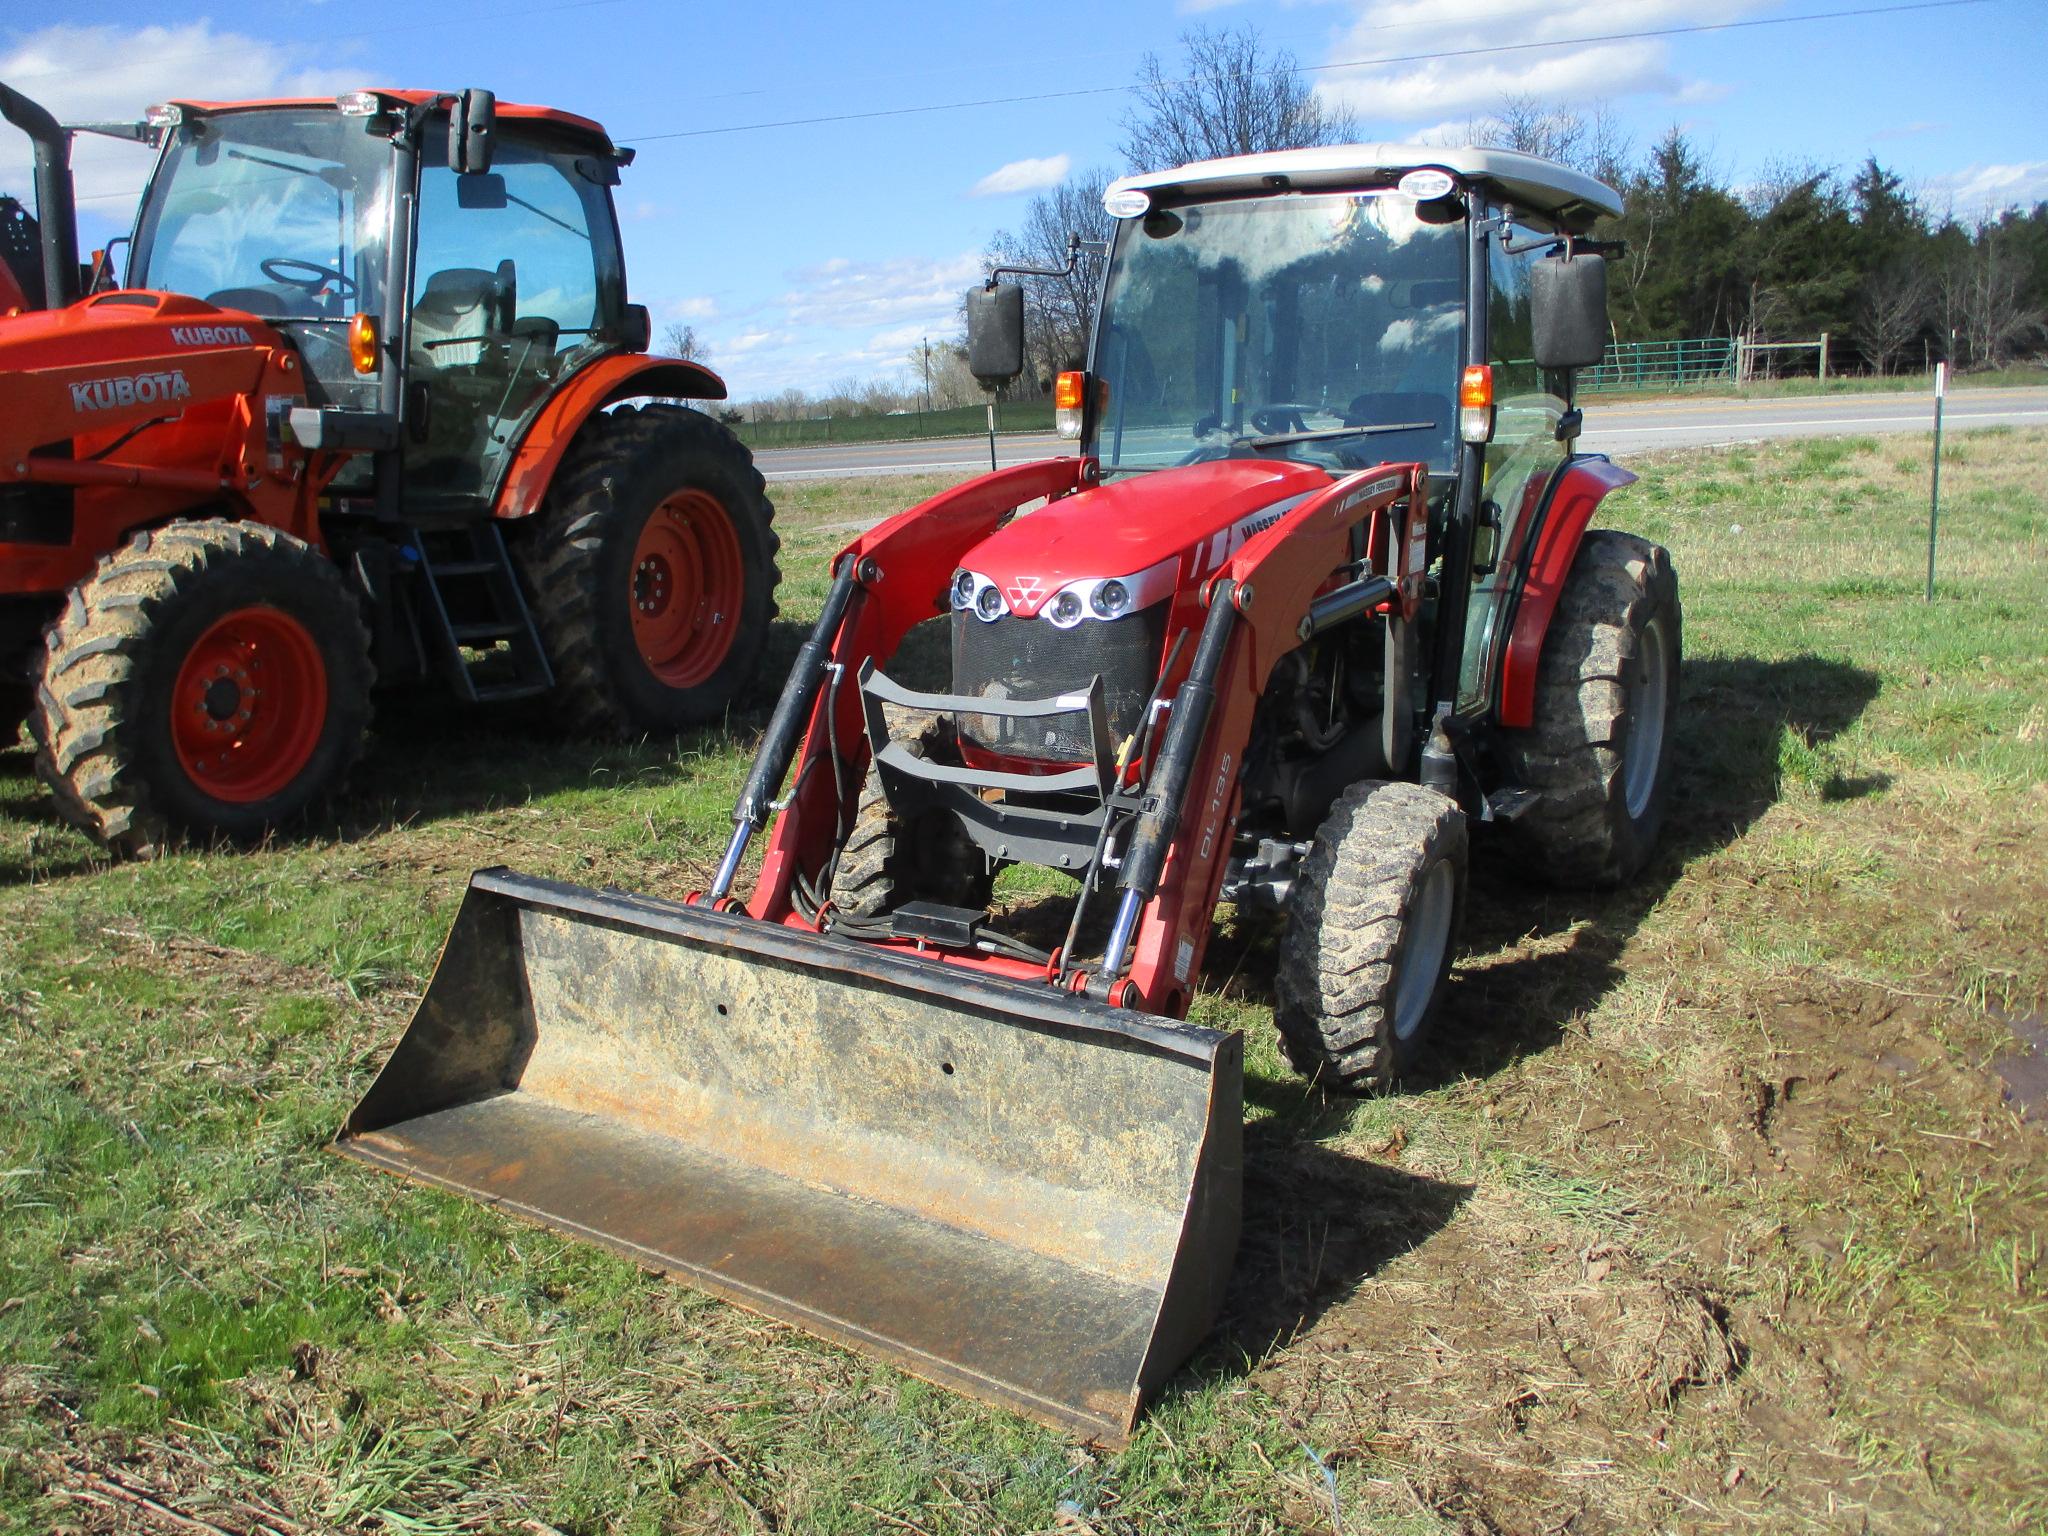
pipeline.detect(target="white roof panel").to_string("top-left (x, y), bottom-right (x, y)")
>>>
top-left (1106, 144), bottom-right (1623, 226)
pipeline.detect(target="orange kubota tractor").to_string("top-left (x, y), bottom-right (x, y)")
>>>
top-left (0, 83), bottom-right (778, 855)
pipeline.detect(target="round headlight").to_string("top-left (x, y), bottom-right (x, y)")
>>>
top-left (976, 583), bottom-right (1005, 619)
top-left (952, 570), bottom-right (975, 607)
top-left (1050, 591), bottom-right (1083, 625)
top-left (1091, 579), bottom-right (1129, 618)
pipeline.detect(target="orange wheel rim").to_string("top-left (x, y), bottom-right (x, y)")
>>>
top-left (629, 489), bottom-right (743, 689)
top-left (170, 606), bottom-right (328, 804)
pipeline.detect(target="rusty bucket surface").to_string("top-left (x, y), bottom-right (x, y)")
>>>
top-left (336, 869), bottom-right (1242, 1443)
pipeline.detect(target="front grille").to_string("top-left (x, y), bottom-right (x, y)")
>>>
top-left (951, 601), bottom-right (1167, 761)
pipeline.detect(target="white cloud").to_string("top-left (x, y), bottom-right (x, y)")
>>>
top-left (666, 295), bottom-right (719, 320)
top-left (968, 154), bottom-right (1072, 198)
top-left (1312, 0), bottom-right (1768, 130)
top-left (0, 23), bottom-right (359, 226)
top-left (779, 249), bottom-right (982, 329)
top-left (1925, 161), bottom-right (2048, 219)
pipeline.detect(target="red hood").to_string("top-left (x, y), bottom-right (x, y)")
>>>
top-left (967, 459), bottom-right (1331, 617)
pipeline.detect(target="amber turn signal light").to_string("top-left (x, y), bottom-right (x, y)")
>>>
top-left (348, 313), bottom-right (380, 375)
top-left (1459, 364), bottom-right (1494, 443)
top-left (1055, 370), bottom-right (1086, 440)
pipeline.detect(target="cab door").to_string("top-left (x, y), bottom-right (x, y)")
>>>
top-left (401, 128), bottom-right (626, 517)
top-left (1457, 220), bottom-right (1570, 712)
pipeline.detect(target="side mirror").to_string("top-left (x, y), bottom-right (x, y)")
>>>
top-left (450, 88), bottom-right (496, 175)
top-left (1529, 250), bottom-right (1609, 371)
top-left (620, 302), bottom-right (652, 353)
top-left (965, 282), bottom-right (1025, 386)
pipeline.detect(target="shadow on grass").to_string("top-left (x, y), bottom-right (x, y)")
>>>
top-left (1218, 1138), bottom-right (1473, 1363)
top-left (1414, 650), bottom-right (1883, 1092)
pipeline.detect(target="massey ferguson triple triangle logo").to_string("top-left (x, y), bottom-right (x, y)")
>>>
top-left (68, 370), bottom-right (193, 413)
top-left (1005, 574), bottom-right (1043, 608)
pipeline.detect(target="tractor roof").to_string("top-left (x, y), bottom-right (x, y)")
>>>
top-left (164, 91), bottom-right (613, 150)
top-left (1107, 144), bottom-right (1623, 229)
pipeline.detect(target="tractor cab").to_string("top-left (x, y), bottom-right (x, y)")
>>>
top-left (126, 90), bottom-right (637, 515)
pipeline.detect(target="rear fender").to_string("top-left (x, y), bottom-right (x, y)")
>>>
top-left (1122, 462), bottom-right (1427, 1014)
top-left (1496, 456), bottom-right (1638, 729)
top-left (490, 352), bottom-right (730, 521)
top-left (747, 458), bottom-right (1087, 922)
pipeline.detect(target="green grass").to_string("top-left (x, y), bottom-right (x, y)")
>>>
top-left (1, 439), bottom-right (2045, 1532)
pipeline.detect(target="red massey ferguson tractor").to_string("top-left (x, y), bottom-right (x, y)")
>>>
top-left (334, 146), bottom-right (1682, 1443)
top-left (0, 83), bottom-right (778, 855)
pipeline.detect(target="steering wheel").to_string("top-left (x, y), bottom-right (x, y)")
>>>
top-left (259, 257), bottom-right (356, 299)
top-left (1250, 403), bottom-right (1315, 436)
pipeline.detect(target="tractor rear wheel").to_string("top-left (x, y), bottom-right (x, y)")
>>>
top-left (1501, 531), bottom-right (1681, 887)
top-left (31, 520), bottom-right (374, 858)
top-left (518, 404), bottom-right (779, 736)
top-left (1273, 780), bottom-right (1468, 1091)
top-left (833, 728), bottom-right (991, 918)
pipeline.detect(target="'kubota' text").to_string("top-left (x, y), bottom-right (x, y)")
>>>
top-left (68, 371), bottom-right (193, 413)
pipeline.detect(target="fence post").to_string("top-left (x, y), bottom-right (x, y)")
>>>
top-left (1819, 332), bottom-right (1830, 381)
top-left (1926, 362), bottom-right (1946, 601)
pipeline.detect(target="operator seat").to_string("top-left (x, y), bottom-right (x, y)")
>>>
top-left (410, 266), bottom-right (504, 368)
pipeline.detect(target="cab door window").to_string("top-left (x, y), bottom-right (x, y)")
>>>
top-left (403, 134), bottom-right (622, 510)
top-left (1458, 219), bottom-right (1570, 711)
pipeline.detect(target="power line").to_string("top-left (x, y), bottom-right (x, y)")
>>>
top-left (618, 0), bottom-right (1994, 145)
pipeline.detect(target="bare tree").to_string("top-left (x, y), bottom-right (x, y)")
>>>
top-left (1476, 97), bottom-right (1633, 187)
top-left (1119, 25), bottom-right (1354, 173)
top-left (1944, 232), bottom-right (2043, 369)
top-left (987, 166), bottom-right (1114, 384)
top-left (1853, 264), bottom-right (1929, 374)
top-left (906, 341), bottom-right (985, 411)
top-left (660, 322), bottom-right (706, 362)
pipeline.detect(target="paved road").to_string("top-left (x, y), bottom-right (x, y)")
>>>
top-left (754, 387), bottom-right (2048, 482)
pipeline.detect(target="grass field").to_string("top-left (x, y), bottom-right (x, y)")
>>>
top-left (1, 430), bottom-right (2045, 1535)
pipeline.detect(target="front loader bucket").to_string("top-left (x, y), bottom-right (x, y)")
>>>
top-left (337, 869), bottom-right (1241, 1443)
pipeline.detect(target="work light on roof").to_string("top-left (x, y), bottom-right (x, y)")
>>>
top-left (335, 91), bottom-right (384, 117)
top-left (143, 104), bottom-right (182, 128)
top-left (1103, 187), bottom-right (1151, 219)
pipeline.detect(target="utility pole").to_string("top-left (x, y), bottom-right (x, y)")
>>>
top-left (921, 337), bottom-right (931, 435)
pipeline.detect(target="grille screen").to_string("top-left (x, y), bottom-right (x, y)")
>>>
top-left (951, 602), bottom-right (1168, 761)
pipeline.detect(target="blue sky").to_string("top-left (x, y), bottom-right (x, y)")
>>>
top-left (4, 0), bottom-right (2041, 398)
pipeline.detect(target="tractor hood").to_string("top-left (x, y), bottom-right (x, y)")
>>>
top-left (965, 458), bottom-right (1331, 619)
top-left (1, 290), bottom-right (293, 452)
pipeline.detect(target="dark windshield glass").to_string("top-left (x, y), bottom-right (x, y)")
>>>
top-left (131, 109), bottom-right (389, 323)
top-left (1091, 192), bottom-right (1465, 476)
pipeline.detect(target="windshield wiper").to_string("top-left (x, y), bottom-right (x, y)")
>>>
top-left (1235, 419), bottom-right (1435, 450)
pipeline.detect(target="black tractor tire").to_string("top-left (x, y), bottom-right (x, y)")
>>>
top-left (30, 520), bottom-right (374, 858)
top-left (833, 729), bottom-right (991, 919)
top-left (517, 403), bottom-right (779, 737)
top-left (1274, 780), bottom-right (1468, 1092)
top-left (1501, 530), bottom-right (1681, 887)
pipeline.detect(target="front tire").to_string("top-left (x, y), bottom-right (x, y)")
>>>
top-left (833, 728), bottom-right (991, 918)
top-left (1274, 780), bottom-right (1468, 1091)
top-left (1501, 531), bottom-right (1681, 887)
top-left (31, 521), bottom-right (374, 858)
top-left (518, 404), bottom-right (779, 736)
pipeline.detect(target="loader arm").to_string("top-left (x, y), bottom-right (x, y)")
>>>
top-left (745, 457), bottom-right (1086, 923)
top-left (1111, 463), bottom-right (1429, 1014)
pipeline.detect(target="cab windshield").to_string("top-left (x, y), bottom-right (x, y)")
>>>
top-left (1090, 192), bottom-right (1466, 477)
top-left (131, 108), bottom-right (389, 325)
